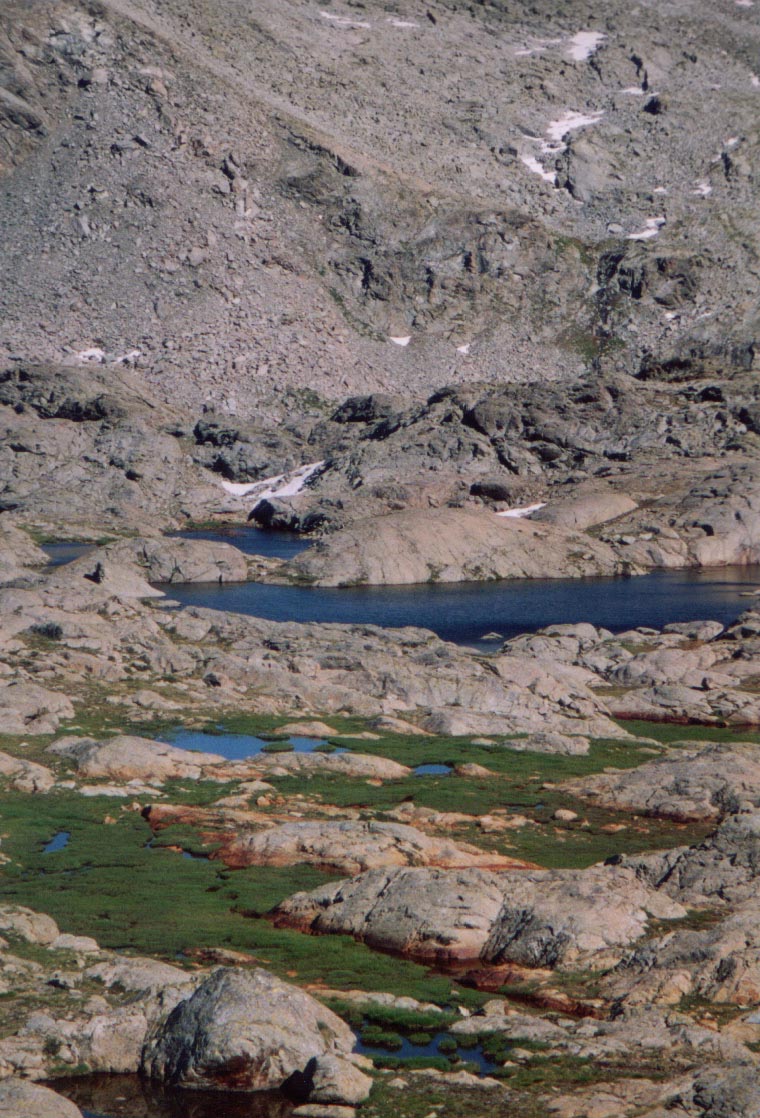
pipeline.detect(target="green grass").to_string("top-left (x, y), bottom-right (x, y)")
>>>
top-left (0, 791), bottom-right (478, 1005)
top-left (617, 719), bottom-right (760, 745)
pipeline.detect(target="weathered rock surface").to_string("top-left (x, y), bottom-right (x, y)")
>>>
top-left (632, 812), bottom-right (760, 909)
top-left (202, 819), bottom-right (536, 873)
top-left (0, 681), bottom-right (74, 735)
top-left (286, 508), bottom-right (630, 586)
top-left (274, 864), bottom-right (685, 966)
top-left (48, 735), bottom-right (225, 783)
top-left (532, 491), bottom-right (638, 531)
top-left (0, 1079), bottom-right (83, 1118)
top-left (93, 537), bottom-right (251, 585)
top-left (0, 751), bottom-right (55, 793)
top-left (562, 743), bottom-right (760, 822)
top-left (0, 905), bottom-right (59, 946)
top-left (141, 967), bottom-right (357, 1093)
top-left (604, 897), bottom-right (760, 1008)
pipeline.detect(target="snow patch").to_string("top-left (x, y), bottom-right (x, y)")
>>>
top-left (521, 110), bottom-right (602, 185)
top-left (320, 10), bottom-right (370, 28)
top-left (692, 182), bottom-right (712, 197)
top-left (627, 216), bottom-right (666, 241)
top-left (388, 17), bottom-right (419, 27)
top-left (520, 154), bottom-right (557, 184)
top-left (74, 348), bottom-right (106, 363)
top-left (545, 110), bottom-right (604, 144)
top-left (115, 348), bottom-right (141, 364)
top-left (496, 502), bottom-right (547, 519)
top-left (566, 31), bottom-right (605, 62)
top-left (620, 86), bottom-right (645, 96)
top-left (736, 0), bottom-right (753, 8)
top-left (220, 461), bottom-right (325, 500)
top-left (389, 336), bottom-right (411, 347)
top-left (752, 75), bottom-right (760, 88)
top-left (456, 343), bottom-right (471, 355)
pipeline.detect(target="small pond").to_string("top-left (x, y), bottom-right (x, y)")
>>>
top-left (157, 728), bottom-right (345, 761)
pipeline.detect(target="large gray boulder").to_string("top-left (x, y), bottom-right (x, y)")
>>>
top-left (141, 967), bottom-right (358, 1093)
top-left (0, 1079), bottom-right (82, 1118)
top-left (0, 681), bottom-right (74, 735)
top-left (48, 734), bottom-right (225, 783)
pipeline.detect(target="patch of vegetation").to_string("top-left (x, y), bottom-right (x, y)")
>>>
top-left (324, 1000), bottom-right (457, 1034)
top-left (617, 719), bottom-right (760, 746)
top-left (0, 791), bottom-right (482, 1006)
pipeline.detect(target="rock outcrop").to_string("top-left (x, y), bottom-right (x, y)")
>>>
top-left (141, 967), bottom-right (364, 1097)
top-left (286, 508), bottom-right (631, 586)
top-left (561, 743), bottom-right (760, 822)
top-left (0, 1079), bottom-right (83, 1118)
top-left (48, 735), bottom-right (226, 783)
top-left (274, 864), bottom-right (685, 966)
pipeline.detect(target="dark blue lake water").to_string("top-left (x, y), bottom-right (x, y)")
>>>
top-left (43, 526), bottom-right (309, 568)
top-left (172, 525), bottom-right (309, 561)
top-left (164, 565), bottom-right (760, 649)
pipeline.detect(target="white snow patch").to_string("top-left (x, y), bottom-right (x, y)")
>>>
top-left (389, 335), bottom-right (411, 347)
top-left (74, 348), bottom-right (106, 363)
top-left (319, 10), bottom-right (371, 28)
top-left (752, 75), bottom-right (760, 88)
top-left (220, 461), bottom-right (325, 500)
top-left (496, 502), bottom-right (547, 519)
top-left (627, 216), bottom-right (666, 241)
top-left (388, 17), bottom-right (419, 27)
top-left (653, 187), bottom-right (668, 194)
top-left (620, 86), bottom-right (645, 96)
top-left (520, 154), bottom-right (557, 183)
top-left (545, 110), bottom-right (604, 144)
top-left (520, 109), bottom-right (603, 187)
top-left (456, 343), bottom-right (471, 355)
top-left (566, 31), bottom-right (605, 61)
top-left (115, 348), bottom-right (141, 364)
top-left (663, 311), bottom-right (679, 320)
top-left (736, 1), bottom-right (753, 8)
top-left (692, 182), bottom-right (712, 197)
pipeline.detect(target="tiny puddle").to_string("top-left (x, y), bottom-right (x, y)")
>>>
top-left (413, 763), bottom-right (453, 776)
top-left (43, 831), bottom-right (71, 854)
top-left (158, 729), bottom-right (346, 761)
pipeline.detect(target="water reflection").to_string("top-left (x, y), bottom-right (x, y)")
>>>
top-left (52, 1074), bottom-right (294, 1118)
